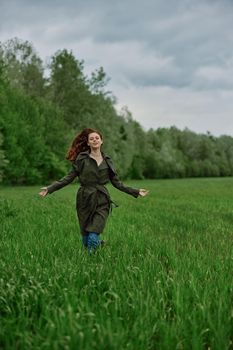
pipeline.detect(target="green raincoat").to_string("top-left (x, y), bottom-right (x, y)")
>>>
top-left (47, 151), bottom-right (139, 235)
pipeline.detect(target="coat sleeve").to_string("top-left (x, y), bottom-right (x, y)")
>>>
top-left (107, 158), bottom-right (139, 198)
top-left (110, 173), bottom-right (139, 198)
top-left (47, 161), bottom-right (81, 194)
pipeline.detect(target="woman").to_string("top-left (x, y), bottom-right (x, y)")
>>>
top-left (39, 128), bottom-right (149, 253)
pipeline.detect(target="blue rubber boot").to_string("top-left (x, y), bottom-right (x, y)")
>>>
top-left (87, 232), bottom-right (100, 255)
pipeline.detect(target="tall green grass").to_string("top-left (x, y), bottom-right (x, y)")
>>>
top-left (0, 178), bottom-right (233, 349)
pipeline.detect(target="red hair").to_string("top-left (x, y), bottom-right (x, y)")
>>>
top-left (66, 128), bottom-right (103, 161)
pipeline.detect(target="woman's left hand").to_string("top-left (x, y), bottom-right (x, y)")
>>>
top-left (139, 189), bottom-right (149, 197)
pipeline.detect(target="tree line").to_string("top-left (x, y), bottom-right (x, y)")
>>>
top-left (0, 38), bottom-right (233, 185)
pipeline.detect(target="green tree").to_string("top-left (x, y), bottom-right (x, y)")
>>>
top-left (0, 84), bottom-right (69, 184)
top-left (48, 49), bottom-right (89, 128)
top-left (0, 38), bottom-right (45, 97)
top-left (89, 66), bottom-right (111, 95)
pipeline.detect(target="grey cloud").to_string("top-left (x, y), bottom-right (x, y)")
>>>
top-left (1, 0), bottom-right (233, 135)
top-left (1, 0), bottom-right (233, 91)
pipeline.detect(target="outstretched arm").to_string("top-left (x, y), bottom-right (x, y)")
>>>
top-left (47, 168), bottom-right (78, 194)
top-left (106, 156), bottom-right (149, 198)
top-left (110, 172), bottom-right (140, 198)
top-left (39, 164), bottom-right (79, 197)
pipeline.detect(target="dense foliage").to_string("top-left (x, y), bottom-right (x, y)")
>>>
top-left (0, 38), bottom-right (233, 184)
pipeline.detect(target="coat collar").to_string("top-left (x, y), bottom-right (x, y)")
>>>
top-left (75, 150), bottom-right (116, 175)
top-left (76, 151), bottom-right (89, 161)
top-left (76, 150), bottom-right (111, 161)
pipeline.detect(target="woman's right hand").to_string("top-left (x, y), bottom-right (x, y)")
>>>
top-left (39, 187), bottom-right (48, 197)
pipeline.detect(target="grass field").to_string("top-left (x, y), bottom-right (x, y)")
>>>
top-left (0, 178), bottom-right (233, 350)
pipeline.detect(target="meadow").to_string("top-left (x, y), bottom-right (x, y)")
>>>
top-left (0, 178), bottom-right (232, 350)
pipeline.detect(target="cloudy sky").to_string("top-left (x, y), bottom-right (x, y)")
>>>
top-left (1, 0), bottom-right (233, 136)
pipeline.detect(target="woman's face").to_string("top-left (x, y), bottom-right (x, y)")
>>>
top-left (88, 132), bottom-right (103, 149)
